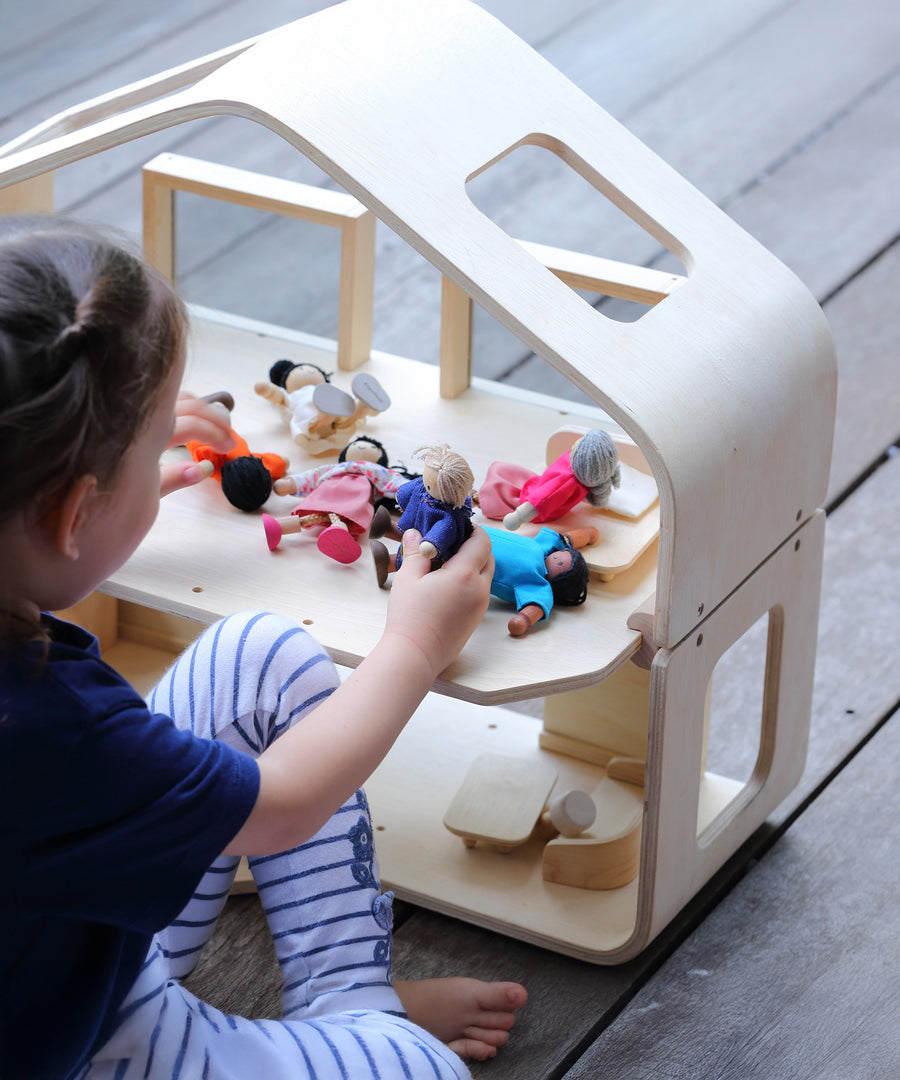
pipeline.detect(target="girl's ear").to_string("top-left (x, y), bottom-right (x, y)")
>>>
top-left (47, 474), bottom-right (99, 560)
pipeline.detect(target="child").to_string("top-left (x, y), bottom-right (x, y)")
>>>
top-left (0, 216), bottom-right (525, 1080)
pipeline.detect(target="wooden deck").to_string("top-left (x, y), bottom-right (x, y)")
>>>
top-left (3, 1), bottom-right (899, 1075)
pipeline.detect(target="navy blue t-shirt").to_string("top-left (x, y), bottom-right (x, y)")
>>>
top-left (0, 616), bottom-right (260, 1080)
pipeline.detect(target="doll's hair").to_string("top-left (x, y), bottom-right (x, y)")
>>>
top-left (0, 216), bottom-right (187, 525)
top-left (220, 457), bottom-right (273, 511)
top-left (570, 428), bottom-right (621, 508)
top-left (414, 444), bottom-right (474, 507)
top-left (548, 546), bottom-right (589, 607)
top-left (339, 435), bottom-right (389, 467)
top-left (268, 358), bottom-right (331, 388)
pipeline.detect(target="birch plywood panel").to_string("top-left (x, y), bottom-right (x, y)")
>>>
top-left (107, 312), bottom-right (650, 703)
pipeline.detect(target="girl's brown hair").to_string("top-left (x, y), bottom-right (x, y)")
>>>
top-left (0, 215), bottom-right (187, 524)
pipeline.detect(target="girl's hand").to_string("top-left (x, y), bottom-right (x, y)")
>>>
top-left (160, 393), bottom-right (235, 498)
top-left (383, 526), bottom-right (493, 678)
top-left (170, 393), bottom-right (234, 453)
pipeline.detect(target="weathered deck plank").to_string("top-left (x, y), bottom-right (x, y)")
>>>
top-left (561, 712), bottom-right (900, 1079)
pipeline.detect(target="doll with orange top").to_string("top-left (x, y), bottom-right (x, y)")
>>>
top-left (187, 415), bottom-right (289, 512)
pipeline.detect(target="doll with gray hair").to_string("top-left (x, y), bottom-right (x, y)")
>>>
top-left (500, 428), bottom-right (620, 531)
top-left (394, 444), bottom-right (475, 561)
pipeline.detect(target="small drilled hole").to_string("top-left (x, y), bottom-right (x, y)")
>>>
top-left (696, 633), bottom-right (704, 647)
top-left (697, 603), bottom-right (704, 616)
top-left (794, 539), bottom-right (801, 552)
top-left (796, 509), bottom-right (802, 521)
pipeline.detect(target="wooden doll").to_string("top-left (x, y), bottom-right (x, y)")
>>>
top-left (261, 436), bottom-right (407, 563)
top-left (393, 445), bottom-right (475, 561)
top-left (372, 524), bottom-right (598, 637)
top-left (186, 426), bottom-right (288, 512)
top-left (479, 428), bottom-right (620, 530)
top-left (254, 359), bottom-right (390, 456)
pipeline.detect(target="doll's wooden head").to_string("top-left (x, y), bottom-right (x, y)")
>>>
top-left (339, 435), bottom-right (389, 466)
top-left (414, 444), bottom-right (474, 508)
top-left (269, 359), bottom-right (331, 393)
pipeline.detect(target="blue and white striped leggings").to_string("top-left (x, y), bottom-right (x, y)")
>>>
top-left (82, 611), bottom-right (469, 1080)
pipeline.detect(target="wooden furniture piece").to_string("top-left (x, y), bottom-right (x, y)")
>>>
top-left (0, 0), bottom-right (836, 963)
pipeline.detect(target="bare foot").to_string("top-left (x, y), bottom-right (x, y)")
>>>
top-left (395, 977), bottom-right (527, 1060)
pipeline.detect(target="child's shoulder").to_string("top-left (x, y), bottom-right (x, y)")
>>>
top-left (0, 615), bottom-right (143, 750)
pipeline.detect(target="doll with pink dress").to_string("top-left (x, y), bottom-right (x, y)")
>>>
top-left (479, 428), bottom-right (620, 530)
top-left (261, 436), bottom-right (406, 563)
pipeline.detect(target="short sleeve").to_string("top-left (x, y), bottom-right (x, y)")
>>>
top-left (8, 661), bottom-right (259, 935)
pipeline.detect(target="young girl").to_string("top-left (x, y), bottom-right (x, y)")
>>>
top-left (0, 216), bottom-right (525, 1080)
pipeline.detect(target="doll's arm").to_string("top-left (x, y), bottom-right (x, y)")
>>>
top-left (255, 380), bottom-right (290, 407)
top-left (503, 501), bottom-right (537, 531)
top-left (508, 603), bottom-right (543, 637)
top-left (561, 526), bottom-right (599, 549)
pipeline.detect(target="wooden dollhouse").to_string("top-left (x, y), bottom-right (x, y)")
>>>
top-left (0, 0), bottom-right (836, 963)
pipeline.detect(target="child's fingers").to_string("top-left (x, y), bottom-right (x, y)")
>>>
top-left (395, 530), bottom-right (430, 578)
top-left (159, 459), bottom-right (213, 498)
top-left (446, 525), bottom-right (494, 577)
top-left (169, 395), bottom-right (234, 452)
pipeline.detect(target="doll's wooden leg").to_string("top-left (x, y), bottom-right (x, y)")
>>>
top-left (316, 514), bottom-right (362, 564)
top-left (336, 373), bottom-right (391, 429)
top-left (371, 540), bottom-right (400, 587)
top-left (262, 513), bottom-right (328, 550)
top-left (503, 501), bottom-right (537, 531)
top-left (369, 504), bottom-right (401, 540)
top-left (352, 372), bottom-right (391, 415)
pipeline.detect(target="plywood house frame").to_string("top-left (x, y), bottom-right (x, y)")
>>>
top-left (0, 0), bottom-right (837, 962)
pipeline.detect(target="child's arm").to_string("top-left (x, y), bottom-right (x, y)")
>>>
top-left (223, 526), bottom-right (495, 856)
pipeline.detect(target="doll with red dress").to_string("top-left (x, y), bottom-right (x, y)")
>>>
top-left (479, 428), bottom-right (620, 530)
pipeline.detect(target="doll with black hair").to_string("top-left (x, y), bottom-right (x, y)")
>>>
top-left (186, 421), bottom-right (289, 512)
top-left (261, 436), bottom-right (407, 563)
top-left (373, 523), bottom-right (598, 637)
top-left (255, 359), bottom-right (390, 456)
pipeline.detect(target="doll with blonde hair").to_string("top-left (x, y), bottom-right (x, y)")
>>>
top-left (393, 444), bottom-right (475, 561)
